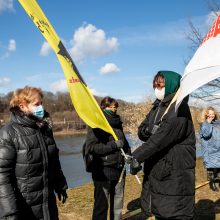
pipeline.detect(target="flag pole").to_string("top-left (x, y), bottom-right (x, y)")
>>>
top-left (18, 0), bottom-right (142, 186)
top-left (120, 148), bottom-right (141, 185)
top-left (161, 88), bottom-right (180, 120)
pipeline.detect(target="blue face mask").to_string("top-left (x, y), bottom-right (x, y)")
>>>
top-left (32, 105), bottom-right (45, 119)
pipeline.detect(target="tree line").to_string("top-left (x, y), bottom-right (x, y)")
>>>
top-left (0, 90), bottom-right (204, 135)
top-left (0, 91), bottom-right (140, 133)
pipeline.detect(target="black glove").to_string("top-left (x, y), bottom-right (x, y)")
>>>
top-left (57, 190), bottom-right (68, 204)
top-left (130, 158), bottom-right (142, 175)
top-left (125, 154), bottom-right (133, 164)
top-left (114, 139), bottom-right (124, 149)
top-left (114, 128), bottom-right (124, 140)
top-left (140, 126), bottom-right (152, 137)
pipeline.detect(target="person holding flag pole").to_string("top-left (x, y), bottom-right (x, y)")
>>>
top-left (83, 96), bottom-right (131, 220)
top-left (129, 12), bottom-right (220, 220)
top-left (130, 71), bottom-right (196, 220)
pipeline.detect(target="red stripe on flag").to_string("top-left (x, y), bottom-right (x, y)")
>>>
top-left (201, 16), bottom-right (220, 45)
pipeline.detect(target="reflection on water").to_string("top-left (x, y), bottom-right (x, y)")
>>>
top-left (55, 134), bottom-right (90, 188)
top-left (56, 134), bottom-right (202, 189)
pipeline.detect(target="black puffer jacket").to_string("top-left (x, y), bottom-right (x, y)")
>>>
top-left (85, 111), bottom-right (130, 181)
top-left (133, 94), bottom-right (196, 219)
top-left (0, 109), bottom-right (67, 220)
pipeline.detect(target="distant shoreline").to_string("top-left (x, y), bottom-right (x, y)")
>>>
top-left (53, 128), bottom-right (132, 137)
top-left (54, 129), bottom-right (87, 137)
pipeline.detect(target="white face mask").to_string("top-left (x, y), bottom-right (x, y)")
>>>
top-left (155, 87), bottom-right (165, 100)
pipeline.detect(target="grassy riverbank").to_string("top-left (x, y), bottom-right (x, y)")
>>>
top-left (57, 158), bottom-right (220, 220)
top-left (58, 172), bottom-right (143, 220)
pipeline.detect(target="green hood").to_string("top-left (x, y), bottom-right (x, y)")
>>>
top-left (159, 71), bottom-right (181, 97)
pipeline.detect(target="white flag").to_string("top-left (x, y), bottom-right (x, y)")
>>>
top-left (176, 16), bottom-right (220, 110)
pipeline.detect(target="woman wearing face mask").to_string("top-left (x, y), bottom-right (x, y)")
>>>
top-left (200, 107), bottom-right (220, 192)
top-left (130, 71), bottom-right (196, 220)
top-left (83, 96), bottom-right (130, 220)
top-left (0, 86), bottom-right (68, 220)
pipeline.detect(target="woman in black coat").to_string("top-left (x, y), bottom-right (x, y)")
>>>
top-left (84, 96), bottom-right (130, 220)
top-left (0, 86), bottom-right (68, 220)
top-left (131, 71), bottom-right (196, 220)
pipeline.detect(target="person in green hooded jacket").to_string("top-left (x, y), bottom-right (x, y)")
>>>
top-left (130, 71), bottom-right (196, 220)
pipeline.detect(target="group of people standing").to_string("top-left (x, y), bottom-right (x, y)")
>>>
top-left (0, 70), bottom-right (217, 220)
top-left (83, 70), bottom-right (196, 220)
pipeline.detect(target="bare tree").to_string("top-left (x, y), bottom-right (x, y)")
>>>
top-left (186, 0), bottom-right (220, 103)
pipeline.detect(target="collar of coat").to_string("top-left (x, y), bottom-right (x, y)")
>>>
top-left (103, 110), bottom-right (123, 129)
top-left (10, 107), bottom-right (52, 129)
top-left (153, 93), bottom-right (175, 108)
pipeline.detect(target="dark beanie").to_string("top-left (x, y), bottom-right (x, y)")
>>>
top-left (158, 71), bottom-right (181, 97)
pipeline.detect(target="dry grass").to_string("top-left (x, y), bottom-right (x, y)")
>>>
top-left (58, 158), bottom-right (220, 220)
top-left (195, 158), bottom-right (220, 220)
top-left (58, 173), bottom-right (143, 220)
top-left (119, 100), bottom-right (202, 135)
top-left (119, 100), bottom-right (152, 135)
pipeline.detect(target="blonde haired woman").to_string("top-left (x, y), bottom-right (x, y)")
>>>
top-left (0, 86), bottom-right (68, 220)
top-left (201, 106), bottom-right (219, 123)
top-left (200, 106), bottom-right (220, 191)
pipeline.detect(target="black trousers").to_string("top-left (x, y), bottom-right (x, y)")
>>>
top-left (207, 168), bottom-right (220, 180)
top-left (92, 178), bottom-right (125, 220)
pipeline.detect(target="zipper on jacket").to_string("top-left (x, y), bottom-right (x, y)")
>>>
top-left (37, 130), bottom-right (50, 220)
top-left (153, 102), bottom-right (162, 124)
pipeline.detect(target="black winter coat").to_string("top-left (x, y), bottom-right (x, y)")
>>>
top-left (84, 111), bottom-right (130, 181)
top-left (0, 109), bottom-right (68, 220)
top-left (133, 94), bottom-right (196, 220)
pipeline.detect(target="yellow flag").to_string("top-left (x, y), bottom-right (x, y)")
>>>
top-left (18, 0), bottom-right (117, 140)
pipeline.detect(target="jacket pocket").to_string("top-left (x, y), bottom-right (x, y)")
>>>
top-left (101, 151), bottom-right (123, 168)
top-left (151, 156), bottom-right (173, 180)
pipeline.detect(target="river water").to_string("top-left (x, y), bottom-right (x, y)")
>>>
top-left (56, 134), bottom-right (202, 189)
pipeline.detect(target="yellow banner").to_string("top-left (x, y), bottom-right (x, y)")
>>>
top-left (18, 0), bottom-right (117, 140)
